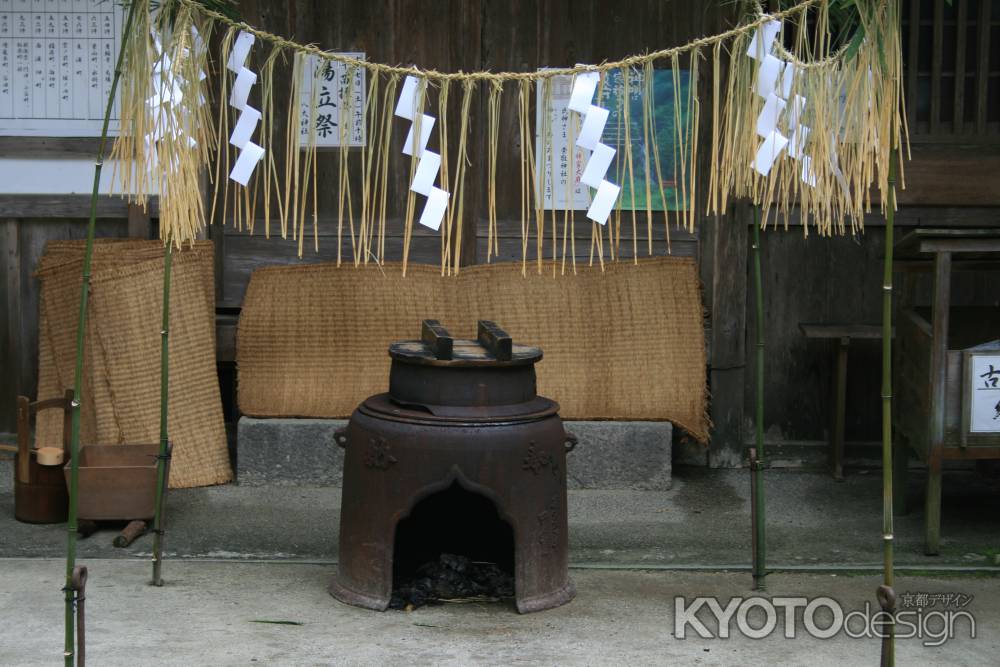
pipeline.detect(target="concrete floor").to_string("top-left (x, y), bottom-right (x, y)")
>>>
top-left (3, 457), bottom-right (1000, 664)
top-left (0, 561), bottom-right (995, 665)
top-left (3, 459), bottom-right (1000, 567)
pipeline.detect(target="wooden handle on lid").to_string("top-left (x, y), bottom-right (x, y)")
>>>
top-left (477, 321), bottom-right (512, 361)
top-left (421, 319), bottom-right (453, 360)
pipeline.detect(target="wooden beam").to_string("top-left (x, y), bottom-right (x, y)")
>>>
top-left (953, 0), bottom-right (967, 134)
top-left (976, 0), bottom-right (991, 134)
top-left (906, 0), bottom-right (921, 132)
top-left (930, 0), bottom-right (944, 134)
top-left (0, 137), bottom-right (105, 157)
top-left (0, 195), bottom-right (159, 219)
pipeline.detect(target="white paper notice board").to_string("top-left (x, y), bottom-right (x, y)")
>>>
top-left (967, 350), bottom-right (1000, 435)
top-left (0, 0), bottom-right (125, 137)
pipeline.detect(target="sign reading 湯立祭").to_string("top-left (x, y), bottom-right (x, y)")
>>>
top-left (0, 0), bottom-right (125, 136)
top-left (535, 67), bottom-right (691, 212)
top-left (299, 53), bottom-right (366, 148)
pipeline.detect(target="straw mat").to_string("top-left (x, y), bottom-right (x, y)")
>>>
top-left (238, 258), bottom-right (708, 441)
top-left (35, 239), bottom-right (229, 488)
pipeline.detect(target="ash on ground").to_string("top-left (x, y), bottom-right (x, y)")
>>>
top-left (390, 553), bottom-right (514, 610)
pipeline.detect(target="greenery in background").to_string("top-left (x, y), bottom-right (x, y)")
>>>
top-left (771, 0), bottom-right (950, 63)
top-left (599, 69), bottom-right (691, 212)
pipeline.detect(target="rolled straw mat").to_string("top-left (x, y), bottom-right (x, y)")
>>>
top-left (237, 257), bottom-right (708, 442)
top-left (35, 239), bottom-right (230, 488)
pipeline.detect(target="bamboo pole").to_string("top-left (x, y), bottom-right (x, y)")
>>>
top-left (878, 151), bottom-right (898, 667)
top-left (64, 1), bottom-right (142, 663)
top-left (151, 240), bottom-right (173, 587)
top-left (750, 204), bottom-right (767, 592)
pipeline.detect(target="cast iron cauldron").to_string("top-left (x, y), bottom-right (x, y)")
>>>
top-left (330, 320), bottom-right (576, 613)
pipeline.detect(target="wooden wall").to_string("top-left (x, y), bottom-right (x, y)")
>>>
top-left (0, 209), bottom-right (136, 432)
top-left (215, 0), bottom-right (722, 307)
top-left (2, 1), bottom-right (998, 472)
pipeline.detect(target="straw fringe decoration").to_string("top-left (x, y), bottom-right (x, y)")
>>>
top-left (112, 0), bottom-right (903, 271)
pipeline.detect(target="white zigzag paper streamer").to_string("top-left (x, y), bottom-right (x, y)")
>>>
top-left (568, 71), bottom-right (619, 225)
top-left (146, 27), bottom-right (206, 178)
top-left (395, 75), bottom-right (449, 231)
top-left (746, 18), bottom-right (818, 186)
top-left (226, 31), bottom-right (264, 186)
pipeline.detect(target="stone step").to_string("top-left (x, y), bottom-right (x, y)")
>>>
top-left (236, 417), bottom-right (672, 490)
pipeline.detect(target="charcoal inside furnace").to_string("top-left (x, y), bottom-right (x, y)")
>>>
top-left (389, 553), bottom-right (515, 609)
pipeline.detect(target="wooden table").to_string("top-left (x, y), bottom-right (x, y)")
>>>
top-left (800, 323), bottom-right (885, 480)
top-left (893, 228), bottom-right (1000, 555)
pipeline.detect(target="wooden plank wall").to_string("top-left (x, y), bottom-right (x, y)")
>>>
top-left (746, 207), bottom-right (1000, 451)
top-left (0, 216), bottom-right (132, 432)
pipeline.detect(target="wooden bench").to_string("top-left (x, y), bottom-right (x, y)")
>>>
top-left (799, 323), bottom-right (886, 480)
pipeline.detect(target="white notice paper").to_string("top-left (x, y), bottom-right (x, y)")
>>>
top-left (580, 143), bottom-right (616, 188)
top-left (755, 55), bottom-right (785, 98)
top-left (576, 105), bottom-right (610, 151)
top-left (747, 20), bottom-right (782, 61)
top-left (568, 72), bottom-right (600, 114)
top-left (230, 106), bottom-right (262, 148)
top-left (752, 130), bottom-right (788, 176)
top-left (402, 114), bottom-right (435, 157)
top-left (229, 68), bottom-right (258, 110)
top-left (0, 0), bottom-right (128, 138)
top-left (970, 354), bottom-right (1000, 432)
top-left (410, 150), bottom-right (441, 196)
top-left (756, 93), bottom-right (786, 138)
top-left (419, 186), bottom-right (450, 231)
top-left (227, 32), bottom-right (256, 73)
top-left (230, 142), bottom-right (265, 186)
top-left (394, 76), bottom-right (421, 120)
top-left (586, 180), bottom-right (621, 225)
top-left (534, 70), bottom-right (592, 211)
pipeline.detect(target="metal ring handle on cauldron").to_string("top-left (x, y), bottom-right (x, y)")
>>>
top-left (334, 427), bottom-right (349, 449)
top-left (564, 432), bottom-right (578, 454)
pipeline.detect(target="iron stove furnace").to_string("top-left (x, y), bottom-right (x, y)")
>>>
top-left (330, 320), bottom-right (576, 613)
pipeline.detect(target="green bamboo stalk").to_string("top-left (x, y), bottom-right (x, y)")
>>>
top-left (152, 241), bottom-right (173, 586)
top-left (879, 151), bottom-right (898, 667)
top-left (751, 205), bottom-right (767, 592)
top-left (64, 1), bottom-right (142, 663)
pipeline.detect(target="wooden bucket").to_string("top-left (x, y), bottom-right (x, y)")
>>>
top-left (65, 443), bottom-right (169, 521)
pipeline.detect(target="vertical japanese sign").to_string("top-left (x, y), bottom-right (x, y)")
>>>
top-left (969, 353), bottom-right (1000, 433)
top-left (535, 70), bottom-right (590, 210)
top-left (300, 52), bottom-right (365, 148)
top-left (535, 67), bottom-right (690, 211)
top-left (0, 0), bottom-right (124, 136)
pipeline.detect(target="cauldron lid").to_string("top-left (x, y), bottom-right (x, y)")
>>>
top-left (389, 320), bottom-right (542, 368)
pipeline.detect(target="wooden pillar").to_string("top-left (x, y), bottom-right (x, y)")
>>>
top-left (925, 250), bottom-right (951, 555)
top-left (829, 336), bottom-right (849, 480)
top-left (1, 219), bottom-right (23, 431)
top-left (708, 204), bottom-right (749, 467)
top-left (126, 203), bottom-right (152, 239)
